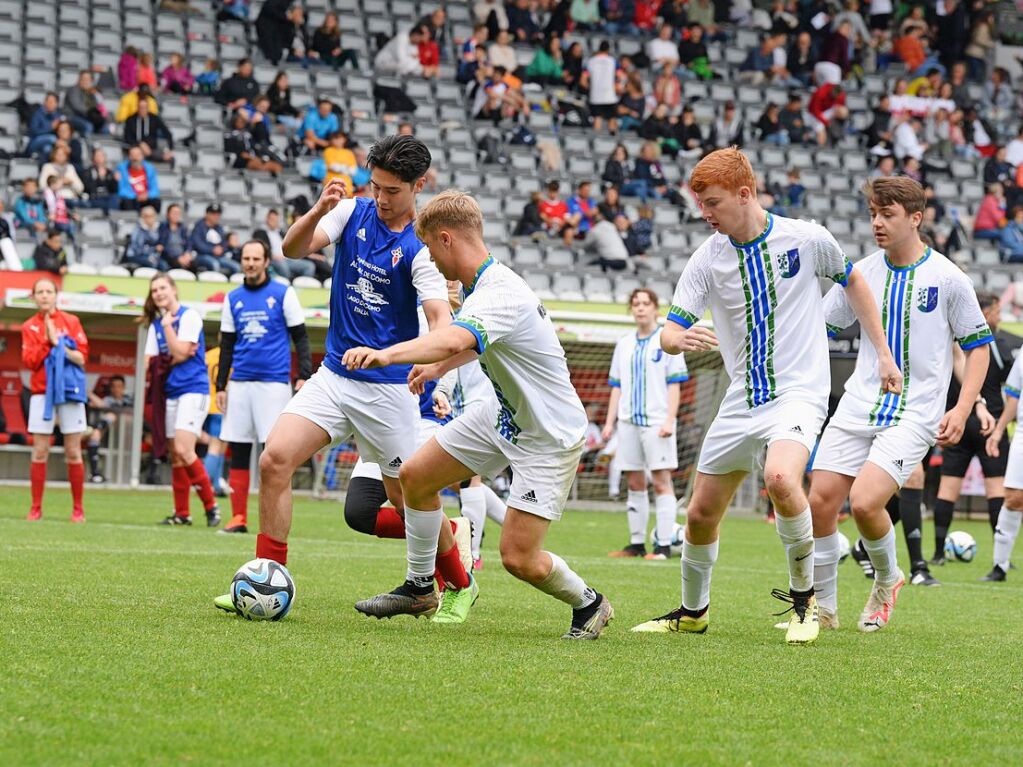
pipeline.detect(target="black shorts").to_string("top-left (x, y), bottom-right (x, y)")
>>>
top-left (940, 414), bottom-right (1009, 478)
top-left (590, 103), bottom-right (617, 120)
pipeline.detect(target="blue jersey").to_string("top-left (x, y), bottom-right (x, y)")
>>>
top-left (151, 305), bottom-right (208, 398)
top-left (317, 197), bottom-right (447, 384)
top-left (221, 279), bottom-right (303, 383)
top-left (419, 379), bottom-right (452, 425)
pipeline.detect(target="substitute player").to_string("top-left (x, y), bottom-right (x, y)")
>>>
top-left (809, 176), bottom-right (991, 631)
top-left (214, 135), bottom-right (474, 612)
top-left (980, 351), bottom-right (1023, 582)
top-left (21, 277), bottom-right (89, 523)
top-left (343, 191), bottom-right (614, 639)
top-left (603, 287), bottom-right (687, 560)
top-left (145, 273), bottom-right (221, 527)
top-left (631, 148), bottom-right (898, 645)
top-left (215, 239), bottom-right (312, 534)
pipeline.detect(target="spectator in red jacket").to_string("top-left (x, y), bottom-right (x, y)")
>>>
top-left (807, 82), bottom-right (850, 145)
top-left (21, 277), bottom-right (89, 522)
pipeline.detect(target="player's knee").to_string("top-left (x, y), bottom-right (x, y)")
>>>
top-left (499, 543), bottom-right (540, 582)
top-left (763, 469), bottom-right (800, 503)
top-left (848, 490), bottom-right (879, 522)
top-left (1005, 489), bottom-right (1023, 510)
top-left (259, 444), bottom-right (292, 482)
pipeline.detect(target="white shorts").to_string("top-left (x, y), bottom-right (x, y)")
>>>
top-left (1003, 432), bottom-right (1023, 490)
top-left (166, 392), bottom-right (210, 437)
top-left (416, 418), bottom-right (442, 450)
top-left (812, 417), bottom-right (932, 487)
top-left (349, 418), bottom-right (443, 483)
top-left (221, 380), bottom-right (293, 444)
top-left (698, 395), bottom-right (825, 475)
top-left (282, 367), bottom-right (418, 478)
top-left (28, 394), bottom-right (87, 435)
top-left (617, 421), bottom-right (678, 472)
top-left (435, 400), bottom-right (582, 521)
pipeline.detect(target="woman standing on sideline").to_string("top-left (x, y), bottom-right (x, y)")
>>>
top-left (22, 278), bottom-right (89, 522)
top-left (143, 273), bottom-right (221, 527)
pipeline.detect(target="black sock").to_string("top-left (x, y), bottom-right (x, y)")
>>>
top-left (396, 579), bottom-right (434, 596)
top-left (885, 494), bottom-right (901, 526)
top-left (988, 497), bottom-right (1004, 533)
top-left (572, 591), bottom-right (603, 624)
top-left (933, 498), bottom-right (955, 557)
top-left (900, 488), bottom-right (924, 567)
top-left (87, 444), bottom-right (100, 476)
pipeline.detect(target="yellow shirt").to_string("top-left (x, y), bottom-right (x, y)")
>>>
top-left (323, 146), bottom-right (356, 189)
top-left (115, 93), bottom-right (160, 123)
top-left (206, 346), bottom-right (221, 414)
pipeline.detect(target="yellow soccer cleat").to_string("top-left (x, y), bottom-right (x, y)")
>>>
top-left (771, 588), bottom-right (820, 645)
top-left (631, 606), bottom-right (709, 633)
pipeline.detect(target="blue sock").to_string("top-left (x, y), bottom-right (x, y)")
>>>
top-left (204, 453), bottom-right (224, 486)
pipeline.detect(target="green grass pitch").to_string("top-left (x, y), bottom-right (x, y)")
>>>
top-left (3, 486), bottom-right (1022, 766)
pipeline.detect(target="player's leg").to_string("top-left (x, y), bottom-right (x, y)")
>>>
top-left (222, 442), bottom-right (253, 532)
top-left (932, 473), bottom-right (964, 565)
top-left (648, 469), bottom-right (676, 560)
top-left (985, 434), bottom-right (1023, 582)
top-left (807, 470), bottom-right (855, 627)
top-left (172, 426), bottom-right (220, 526)
top-left (342, 459), bottom-right (397, 536)
top-left (984, 476), bottom-right (1006, 535)
top-left (27, 394), bottom-right (55, 519)
top-left (609, 422), bottom-right (650, 557)
top-left (59, 403), bottom-right (88, 522)
top-left (899, 462), bottom-right (939, 585)
top-left (848, 463), bottom-right (905, 632)
top-left (458, 475), bottom-right (487, 566)
top-left (482, 483), bottom-right (506, 525)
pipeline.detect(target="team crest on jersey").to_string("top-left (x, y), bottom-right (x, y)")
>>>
top-left (234, 300), bottom-right (244, 310)
top-left (917, 286), bottom-right (938, 313)
top-left (391, 246), bottom-right (403, 266)
top-left (266, 296), bottom-right (277, 309)
top-left (356, 228), bottom-right (366, 241)
top-left (777, 248), bottom-right (800, 278)
top-left (652, 349), bottom-right (663, 362)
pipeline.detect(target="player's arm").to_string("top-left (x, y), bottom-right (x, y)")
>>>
top-left (842, 268), bottom-right (902, 394)
top-left (938, 343), bottom-right (990, 447)
top-left (161, 312), bottom-right (198, 364)
top-left (342, 325), bottom-right (478, 370)
top-left (421, 298), bottom-right (452, 331)
top-left (408, 350), bottom-right (478, 395)
top-left (987, 389), bottom-right (1018, 458)
top-left (602, 387), bottom-right (621, 441)
top-left (281, 178), bottom-right (347, 259)
top-left (661, 382), bottom-right (681, 438)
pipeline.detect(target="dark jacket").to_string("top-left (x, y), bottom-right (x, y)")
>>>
top-left (84, 165), bottom-right (119, 199)
top-left (188, 220), bottom-right (226, 257)
top-left (266, 83), bottom-right (299, 117)
top-left (32, 242), bottom-right (67, 273)
top-left (216, 73), bottom-right (260, 106)
top-left (123, 113), bottom-right (175, 151)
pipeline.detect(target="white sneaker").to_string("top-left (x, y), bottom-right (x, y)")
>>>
top-left (858, 570), bottom-right (906, 633)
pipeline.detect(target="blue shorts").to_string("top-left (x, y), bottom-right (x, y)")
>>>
top-left (203, 413), bottom-right (223, 439)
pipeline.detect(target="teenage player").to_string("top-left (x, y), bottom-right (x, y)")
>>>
top-left (215, 239), bottom-right (312, 534)
top-left (603, 287), bottom-right (687, 560)
top-left (630, 148), bottom-right (898, 645)
top-left (214, 136), bottom-right (474, 612)
top-left (22, 277), bottom-right (89, 523)
top-left (980, 351), bottom-right (1023, 582)
top-left (343, 190), bottom-right (614, 639)
top-left (145, 273), bottom-right (221, 527)
top-left (809, 176), bottom-right (991, 631)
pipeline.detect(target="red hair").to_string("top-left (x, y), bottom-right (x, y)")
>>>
top-left (689, 147), bottom-right (757, 195)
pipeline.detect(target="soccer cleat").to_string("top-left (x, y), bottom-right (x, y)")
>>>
top-left (70, 509), bottom-right (85, 524)
top-left (450, 516), bottom-right (473, 575)
top-left (562, 594), bottom-right (614, 640)
top-left (472, 558), bottom-right (483, 571)
top-left (213, 593), bottom-right (238, 614)
top-left (206, 506), bottom-right (221, 527)
top-left (858, 570), bottom-right (905, 633)
top-left (26, 508), bottom-right (42, 521)
top-left (431, 575), bottom-right (480, 624)
top-left (608, 543), bottom-right (647, 558)
top-left (631, 605), bottom-right (708, 633)
top-left (160, 513), bottom-right (192, 526)
top-left (929, 554), bottom-right (946, 567)
top-left (218, 523), bottom-right (248, 534)
top-left (644, 545), bottom-right (671, 561)
top-left (910, 565), bottom-right (940, 586)
top-left (775, 607), bottom-right (838, 631)
top-left (851, 538), bottom-right (875, 579)
top-left (355, 583), bottom-right (439, 619)
top-left (771, 588), bottom-right (820, 645)
top-left (90, 474), bottom-right (105, 484)
top-left (214, 477), bottom-right (232, 497)
top-left (981, 565), bottom-right (1007, 582)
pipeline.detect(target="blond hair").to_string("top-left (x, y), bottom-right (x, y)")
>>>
top-left (415, 189), bottom-right (484, 240)
top-left (690, 147), bottom-right (757, 195)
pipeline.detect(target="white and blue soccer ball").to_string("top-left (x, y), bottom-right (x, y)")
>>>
top-left (231, 558), bottom-right (295, 621)
top-left (650, 523), bottom-right (686, 556)
top-left (945, 531), bottom-right (977, 563)
top-left (837, 532), bottom-right (851, 563)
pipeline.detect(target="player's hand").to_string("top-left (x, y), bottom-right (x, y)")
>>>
top-left (294, 379), bottom-right (305, 391)
top-left (314, 178), bottom-right (348, 217)
top-left (408, 364), bottom-right (441, 395)
top-left (986, 430), bottom-right (1004, 458)
top-left (878, 354), bottom-right (903, 395)
top-left (975, 402), bottom-right (995, 435)
top-left (936, 407), bottom-right (968, 447)
top-left (601, 423), bottom-right (614, 442)
top-left (341, 346), bottom-right (389, 370)
top-left (658, 421), bottom-right (674, 438)
top-left (215, 390), bottom-right (226, 413)
top-left (672, 325), bottom-right (718, 353)
top-left (432, 391), bottom-right (451, 419)
top-left (160, 310), bottom-right (175, 329)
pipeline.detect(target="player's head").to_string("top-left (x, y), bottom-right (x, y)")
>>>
top-left (688, 147), bottom-right (758, 236)
top-left (366, 135), bottom-right (432, 224)
top-left (144, 273), bottom-right (178, 325)
top-left (31, 277), bottom-right (58, 313)
top-left (862, 176), bottom-right (925, 250)
top-left (628, 288), bottom-right (659, 327)
top-left (240, 239), bottom-right (271, 284)
top-left (977, 290), bottom-right (1001, 329)
top-left (414, 189), bottom-right (484, 280)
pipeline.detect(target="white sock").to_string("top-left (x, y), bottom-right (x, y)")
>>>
top-left (681, 535), bottom-right (718, 612)
top-left (459, 486), bottom-right (486, 560)
top-left (537, 552), bottom-right (597, 609)
top-left (993, 507), bottom-right (1023, 571)
top-left (775, 507), bottom-right (814, 593)
top-left (862, 525), bottom-right (900, 585)
top-left (654, 493), bottom-right (677, 548)
top-left (627, 489), bottom-right (650, 545)
top-left (404, 505), bottom-right (443, 588)
top-left (482, 484), bottom-right (506, 525)
top-left (608, 454), bottom-right (621, 497)
top-left (813, 532), bottom-right (841, 613)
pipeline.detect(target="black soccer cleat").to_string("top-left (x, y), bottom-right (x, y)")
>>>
top-left (160, 513), bottom-right (192, 526)
top-left (929, 554), bottom-right (946, 567)
top-left (608, 543), bottom-right (647, 558)
top-left (981, 565), bottom-right (1007, 582)
top-left (910, 565), bottom-right (941, 586)
top-left (206, 506), bottom-right (221, 527)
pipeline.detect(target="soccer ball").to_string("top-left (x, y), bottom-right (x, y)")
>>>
top-left (837, 532), bottom-right (851, 563)
top-left (231, 558), bottom-right (296, 621)
top-left (650, 523), bottom-right (685, 556)
top-left (944, 531), bottom-right (977, 563)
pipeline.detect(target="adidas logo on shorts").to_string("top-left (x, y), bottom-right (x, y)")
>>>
top-left (789, 425), bottom-right (803, 434)
top-left (387, 457), bottom-right (403, 468)
top-left (520, 489), bottom-right (538, 503)
top-left (892, 458), bottom-right (904, 470)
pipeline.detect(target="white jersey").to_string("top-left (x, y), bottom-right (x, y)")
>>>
top-left (668, 213), bottom-right (852, 416)
top-left (452, 258), bottom-right (587, 449)
top-left (1003, 353), bottom-right (1023, 420)
top-left (454, 358), bottom-right (496, 414)
top-left (824, 247), bottom-right (992, 433)
top-left (609, 326), bottom-right (689, 426)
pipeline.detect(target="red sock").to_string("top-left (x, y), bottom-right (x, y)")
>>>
top-left (185, 458), bottom-right (217, 511)
top-left (172, 466), bottom-right (190, 517)
top-left (436, 544), bottom-right (470, 590)
top-left (67, 462), bottom-right (85, 511)
top-left (30, 461), bottom-right (46, 512)
top-left (373, 506), bottom-right (406, 538)
top-left (229, 468), bottom-right (250, 523)
top-left (256, 533), bottom-right (288, 565)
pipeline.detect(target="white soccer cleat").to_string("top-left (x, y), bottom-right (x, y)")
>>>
top-left (450, 516), bottom-right (474, 576)
top-left (858, 570), bottom-right (906, 633)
